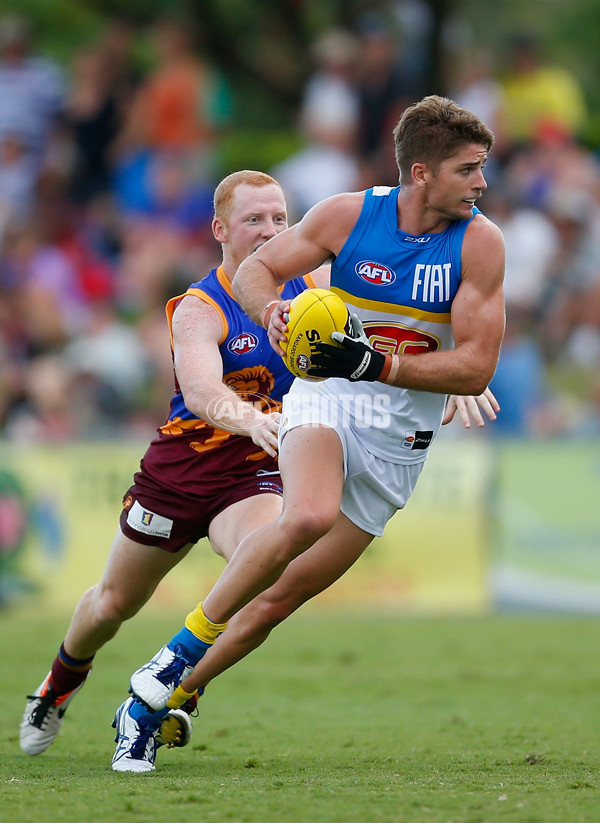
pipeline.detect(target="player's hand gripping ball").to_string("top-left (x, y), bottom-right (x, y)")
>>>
top-left (281, 288), bottom-right (349, 379)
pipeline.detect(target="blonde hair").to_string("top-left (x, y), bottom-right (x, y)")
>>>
top-left (213, 170), bottom-right (283, 223)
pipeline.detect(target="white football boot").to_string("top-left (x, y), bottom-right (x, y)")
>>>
top-left (111, 697), bottom-right (161, 773)
top-left (129, 644), bottom-right (194, 711)
top-left (20, 673), bottom-right (85, 755)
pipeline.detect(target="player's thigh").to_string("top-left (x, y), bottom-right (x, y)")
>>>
top-left (279, 424), bottom-right (345, 518)
top-left (208, 493), bottom-right (283, 562)
top-left (97, 528), bottom-right (193, 606)
top-left (262, 511), bottom-right (372, 609)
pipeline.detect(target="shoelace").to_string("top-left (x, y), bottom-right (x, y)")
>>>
top-left (129, 726), bottom-right (157, 761)
top-left (152, 647), bottom-right (190, 687)
top-left (26, 690), bottom-right (57, 729)
top-left (119, 708), bottom-right (158, 762)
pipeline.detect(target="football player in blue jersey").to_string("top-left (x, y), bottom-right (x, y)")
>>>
top-left (122, 95), bottom-right (504, 767)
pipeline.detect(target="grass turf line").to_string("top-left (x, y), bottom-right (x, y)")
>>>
top-left (2, 611), bottom-right (600, 822)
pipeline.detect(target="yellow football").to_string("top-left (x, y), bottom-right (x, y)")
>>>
top-left (281, 288), bottom-right (349, 379)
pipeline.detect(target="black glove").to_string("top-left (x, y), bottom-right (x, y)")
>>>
top-left (307, 333), bottom-right (388, 381)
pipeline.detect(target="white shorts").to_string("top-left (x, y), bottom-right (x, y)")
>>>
top-left (280, 384), bottom-right (424, 537)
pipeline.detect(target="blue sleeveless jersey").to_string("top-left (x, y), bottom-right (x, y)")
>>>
top-left (160, 265), bottom-right (313, 450)
top-left (323, 185), bottom-right (478, 463)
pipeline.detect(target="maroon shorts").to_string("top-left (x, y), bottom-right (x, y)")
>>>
top-left (119, 434), bottom-right (282, 553)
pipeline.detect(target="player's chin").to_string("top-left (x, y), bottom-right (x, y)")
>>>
top-left (459, 200), bottom-right (477, 217)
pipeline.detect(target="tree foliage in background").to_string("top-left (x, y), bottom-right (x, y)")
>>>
top-left (1, 0), bottom-right (598, 142)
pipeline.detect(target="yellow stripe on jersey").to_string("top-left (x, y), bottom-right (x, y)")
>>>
top-left (331, 287), bottom-right (452, 324)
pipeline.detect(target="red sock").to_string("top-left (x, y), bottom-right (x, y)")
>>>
top-left (49, 643), bottom-right (94, 696)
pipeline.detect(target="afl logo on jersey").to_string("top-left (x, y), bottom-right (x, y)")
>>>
top-left (228, 332), bottom-right (259, 355)
top-left (355, 260), bottom-right (396, 286)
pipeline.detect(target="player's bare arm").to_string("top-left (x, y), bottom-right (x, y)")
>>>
top-left (233, 192), bottom-right (364, 335)
top-left (385, 215), bottom-right (505, 395)
top-left (173, 295), bottom-right (280, 456)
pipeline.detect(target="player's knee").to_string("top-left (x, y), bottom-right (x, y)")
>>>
top-left (280, 506), bottom-right (337, 551)
top-left (93, 584), bottom-right (141, 625)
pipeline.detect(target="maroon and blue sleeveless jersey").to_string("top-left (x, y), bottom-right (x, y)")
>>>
top-left (158, 265), bottom-right (316, 457)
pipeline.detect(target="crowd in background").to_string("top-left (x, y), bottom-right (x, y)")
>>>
top-left (1, 7), bottom-right (600, 444)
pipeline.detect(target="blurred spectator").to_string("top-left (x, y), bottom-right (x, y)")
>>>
top-left (450, 49), bottom-right (503, 136)
top-left (0, 13), bottom-right (65, 176)
top-left (65, 45), bottom-right (124, 204)
top-left (391, 0), bottom-right (433, 97)
top-left (539, 189), bottom-right (600, 366)
top-left (501, 122), bottom-right (600, 212)
top-left (497, 32), bottom-right (588, 151)
top-left (450, 48), bottom-right (503, 184)
top-left (62, 302), bottom-right (153, 418)
top-left (3, 354), bottom-right (80, 442)
top-left (354, 13), bottom-right (421, 184)
top-left (112, 16), bottom-right (232, 214)
top-left (272, 28), bottom-right (361, 220)
top-left (299, 28), bottom-right (361, 142)
top-left (0, 134), bottom-right (38, 230)
top-left (489, 311), bottom-right (567, 438)
top-left (0, 13), bottom-right (66, 233)
top-left (483, 188), bottom-right (560, 320)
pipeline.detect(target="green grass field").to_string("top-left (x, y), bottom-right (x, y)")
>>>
top-left (2, 609), bottom-right (600, 823)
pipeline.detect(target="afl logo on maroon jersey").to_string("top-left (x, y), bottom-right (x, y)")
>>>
top-left (355, 261), bottom-right (396, 286)
top-left (228, 332), bottom-right (259, 355)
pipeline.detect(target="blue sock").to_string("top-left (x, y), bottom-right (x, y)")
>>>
top-left (168, 626), bottom-right (211, 666)
top-left (129, 698), bottom-right (168, 727)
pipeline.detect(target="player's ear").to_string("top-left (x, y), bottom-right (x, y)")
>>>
top-left (412, 162), bottom-right (429, 186)
top-left (212, 217), bottom-right (228, 243)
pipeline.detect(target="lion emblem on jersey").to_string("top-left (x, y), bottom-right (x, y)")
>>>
top-left (223, 365), bottom-right (278, 413)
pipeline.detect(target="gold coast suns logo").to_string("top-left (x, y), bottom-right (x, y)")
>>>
top-left (363, 322), bottom-right (440, 355)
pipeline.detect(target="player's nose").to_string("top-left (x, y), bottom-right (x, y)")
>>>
top-left (261, 217), bottom-right (281, 238)
top-left (473, 167), bottom-right (487, 192)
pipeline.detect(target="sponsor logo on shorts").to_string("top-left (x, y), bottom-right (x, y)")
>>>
top-left (127, 500), bottom-right (173, 538)
top-left (228, 332), bottom-right (259, 355)
top-left (401, 430), bottom-right (433, 450)
top-left (355, 261), bottom-right (396, 286)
